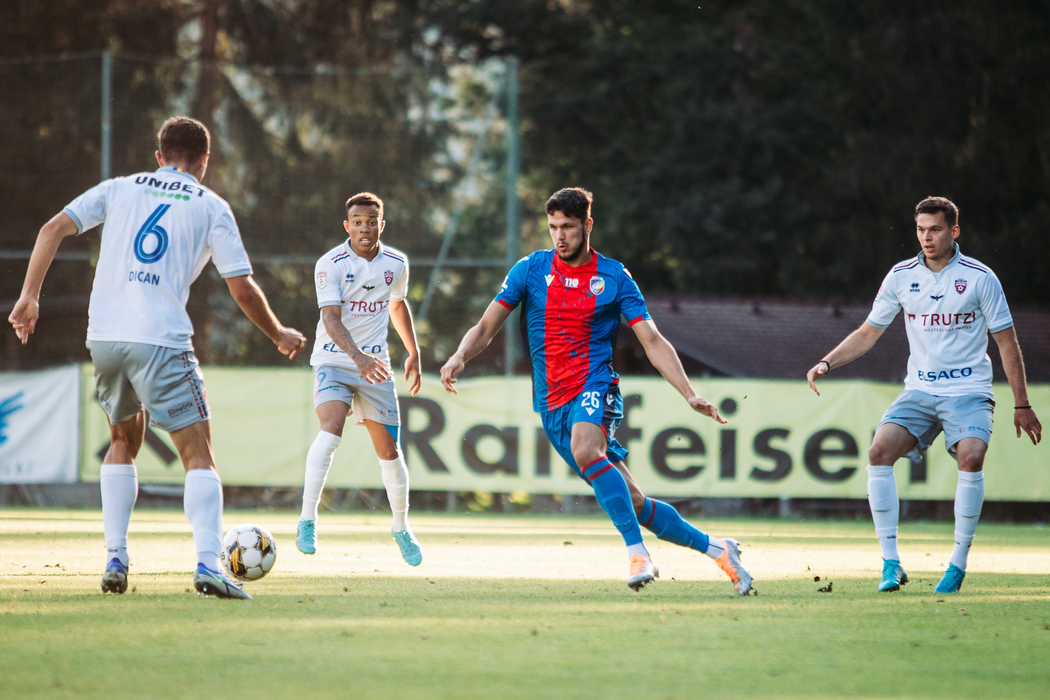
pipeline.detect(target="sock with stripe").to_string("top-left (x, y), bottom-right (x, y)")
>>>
top-left (184, 469), bottom-right (224, 572)
top-left (638, 497), bottom-right (711, 554)
top-left (867, 464), bottom-right (900, 561)
top-left (582, 455), bottom-right (647, 555)
top-left (301, 431), bottom-right (341, 521)
top-left (100, 463), bottom-right (137, 569)
top-left (949, 470), bottom-right (984, 571)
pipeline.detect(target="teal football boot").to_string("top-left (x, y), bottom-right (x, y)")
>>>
top-left (393, 529), bottom-right (422, 566)
top-left (193, 564), bottom-right (252, 600)
top-left (877, 558), bottom-right (909, 592)
top-left (934, 563), bottom-right (966, 594)
top-left (296, 518), bottom-right (317, 555)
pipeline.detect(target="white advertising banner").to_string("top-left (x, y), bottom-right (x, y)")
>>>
top-left (0, 365), bottom-right (80, 484)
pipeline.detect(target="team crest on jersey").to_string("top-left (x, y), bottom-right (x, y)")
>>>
top-left (316, 272), bottom-right (327, 289)
top-left (589, 276), bottom-right (605, 296)
top-left (955, 279), bottom-right (967, 294)
top-left (384, 270), bottom-right (394, 285)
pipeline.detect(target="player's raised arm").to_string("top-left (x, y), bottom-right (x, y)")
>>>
top-left (439, 300), bottom-right (514, 394)
top-left (631, 318), bottom-right (726, 424)
top-left (991, 326), bottom-right (1042, 445)
top-left (223, 274), bottom-right (306, 360)
top-left (806, 322), bottom-right (885, 395)
top-left (7, 212), bottom-right (80, 345)
top-left (389, 299), bottom-right (421, 396)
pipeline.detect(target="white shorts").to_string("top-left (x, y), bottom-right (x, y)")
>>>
top-left (87, 341), bottom-right (210, 432)
top-left (878, 389), bottom-right (994, 459)
top-left (312, 364), bottom-right (400, 426)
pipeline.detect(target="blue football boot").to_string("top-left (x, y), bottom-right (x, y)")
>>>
top-left (934, 563), bottom-right (966, 594)
top-left (393, 529), bottom-right (422, 566)
top-left (100, 558), bottom-right (128, 594)
top-left (193, 564), bottom-right (253, 600)
top-left (296, 518), bottom-right (317, 555)
top-left (877, 558), bottom-right (909, 592)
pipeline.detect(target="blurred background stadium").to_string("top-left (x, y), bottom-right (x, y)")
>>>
top-left (1, 0), bottom-right (1047, 519)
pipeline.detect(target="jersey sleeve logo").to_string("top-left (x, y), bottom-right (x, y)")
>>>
top-left (384, 270), bottom-right (394, 285)
top-left (589, 276), bottom-right (605, 295)
top-left (955, 279), bottom-right (967, 294)
top-left (316, 272), bottom-right (327, 289)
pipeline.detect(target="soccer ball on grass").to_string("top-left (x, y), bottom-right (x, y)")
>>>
top-left (221, 523), bottom-right (277, 581)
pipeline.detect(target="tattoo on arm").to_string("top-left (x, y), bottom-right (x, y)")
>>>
top-left (321, 306), bottom-right (360, 358)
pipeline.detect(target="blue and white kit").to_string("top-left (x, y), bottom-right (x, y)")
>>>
top-left (867, 244), bottom-right (1012, 452)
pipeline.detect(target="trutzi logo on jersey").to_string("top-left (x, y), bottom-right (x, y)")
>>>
top-left (589, 276), bottom-right (605, 296)
top-left (955, 279), bottom-right (967, 294)
top-left (316, 272), bottom-right (327, 289)
top-left (384, 270), bottom-right (394, 285)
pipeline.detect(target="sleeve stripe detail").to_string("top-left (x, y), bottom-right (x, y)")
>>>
top-left (496, 298), bottom-right (516, 310)
top-left (382, 251), bottom-right (405, 262)
top-left (892, 261), bottom-right (919, 272)
top-left (958, 260), bottom-right (989, 273)
top-left (627, 316), bottom-right (646, 326)
top-left (62, 207), bottom-right (85, 235)
top-left (331, 253), bottom-right (350, 263)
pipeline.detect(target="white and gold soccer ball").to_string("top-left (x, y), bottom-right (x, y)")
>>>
top-left (221, 523), bottom-right (277, 581)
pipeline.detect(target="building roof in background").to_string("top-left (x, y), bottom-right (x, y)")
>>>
top-left (626, 297), bottom-right (1050, 383)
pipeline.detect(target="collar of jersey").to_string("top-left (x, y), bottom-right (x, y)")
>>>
top-left (552, 246), bottom-right (598, 274)
top-left (156, 165), bottom-right (200, 183)
top-left (918, 242), bottom-right (961, 271)
top-left (343, 239), bottom-right (384, 262)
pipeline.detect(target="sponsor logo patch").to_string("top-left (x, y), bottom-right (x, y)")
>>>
top-left (316, 272), bottom-right (327, 289)
top-left (955, 279), bottom-right (967, 294)
top-left (564, 277), bottom-right (579, 289)
top-left (589, 276), bottom-right (605, 296)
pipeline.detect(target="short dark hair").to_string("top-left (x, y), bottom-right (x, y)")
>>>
top-left (157, 117), bottom-right (210, 165)
top-left (345, 192), bottom-right (384, 219)
top-left (545, 187), bottom-right (593, 223)
top-left (915, 196), bottom-right (958, 227)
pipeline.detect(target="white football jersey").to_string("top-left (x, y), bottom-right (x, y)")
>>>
top-left (867, 245), bottom-right (1013, 398)
top-left (309, 240), bottom-right (409, 370)
top-left (63, 166), bottom-right (252, 349)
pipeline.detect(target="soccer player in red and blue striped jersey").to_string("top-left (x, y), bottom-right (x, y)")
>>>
top-left (440, 188), bottom-right (753, 594)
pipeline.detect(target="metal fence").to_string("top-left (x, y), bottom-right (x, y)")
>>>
top-left (0, 50), bottom-right (522, 372)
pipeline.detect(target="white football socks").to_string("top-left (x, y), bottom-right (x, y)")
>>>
top-left (379, 452), bottom-right (410, 532)
top-left (301, 431), bottom-right (341, 521)
top-left (704, 537), bottom-right (726, 561)
top-left (949, 470), bottom-right (984, 571)
top-left (867, 465), bottom-right (900, 561)
top-left (100, 463), bottom-right (137, 568)
top-left (626, 543), bottom-right (650, 560)
top-left (184, 469), bottom-right (224, 572)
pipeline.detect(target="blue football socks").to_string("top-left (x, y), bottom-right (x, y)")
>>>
top-left (639, 497), bottom-right (711, 553)
top-left (582, 456), bottom-right (644, 547)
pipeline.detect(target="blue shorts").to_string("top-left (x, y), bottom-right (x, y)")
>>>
top-left (878, 390), bottom-right (995, 459)
top-left (541, 381), bottom-right (628, 478)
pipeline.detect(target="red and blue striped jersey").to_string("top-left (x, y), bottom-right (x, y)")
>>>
top-left (495, 248), bottom-right (651, 412)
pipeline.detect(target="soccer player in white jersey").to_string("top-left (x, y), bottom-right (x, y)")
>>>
top-left (7, 117), bottom-right (306, 600)
top-left (295, 192), bottom-right (424, 566)
top-left (807, 196), bottom-right (1042, 594)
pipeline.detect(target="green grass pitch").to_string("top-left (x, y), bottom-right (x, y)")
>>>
top-left (2, 509), bottom-right (1048, 699)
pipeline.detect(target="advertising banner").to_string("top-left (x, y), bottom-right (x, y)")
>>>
top-left (79, 366), bottom-right (1049, 500)
top-left (1, 365), bottom-right (80, 483)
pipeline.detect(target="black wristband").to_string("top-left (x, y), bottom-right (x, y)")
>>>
top-left (818, 360), bottom-right (831, 373)
top-left (1015, 405), bottom-right (1032, 410)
